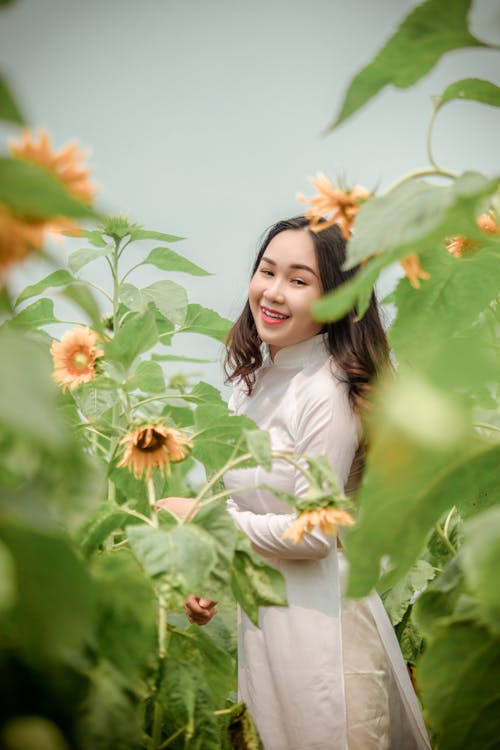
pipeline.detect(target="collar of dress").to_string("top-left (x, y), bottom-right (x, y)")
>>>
top-left (262, 333), bottom-right (329, 369)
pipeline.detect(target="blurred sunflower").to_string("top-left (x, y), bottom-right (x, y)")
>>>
top-left (446, 210), bottom-right (499, 258)
top-left (399, 254), bottom-right (431, 289)
top-left (297, 172), bottom-right (370, 238)
top-left (0, 204), bottom-right (45, 280)
top-left (9, 128), bottom-right (96, 204)
top-left (118, 424), bottom-right (192, 479)
top-left (282, 507), bottom-right (354, 544)
top-left (50, 326), bottom-right (103, 391)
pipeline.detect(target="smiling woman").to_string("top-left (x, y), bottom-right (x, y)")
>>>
top-left (182, 215), bottom-right (432, 749)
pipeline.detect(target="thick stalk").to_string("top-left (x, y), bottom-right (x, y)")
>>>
top-left (147, 477), bottom-right (159, 527)
top-left (385, 166), bottom-right (457, 195)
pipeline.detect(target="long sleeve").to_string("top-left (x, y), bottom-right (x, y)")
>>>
top-left (226, 370), bottom-right (359, 561)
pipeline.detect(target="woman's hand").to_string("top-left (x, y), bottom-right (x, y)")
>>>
top-left (184, 594), bottom-right (218, 626)
top-left (157, 496), bottom-right (199, 520)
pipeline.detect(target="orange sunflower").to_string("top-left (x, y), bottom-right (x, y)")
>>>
top-left (0, 204), bottom-right (46, 280)
top-left (282, 507), bottom-right (355, 544)
top-left (446, 211), bottom-right (499, 258)
top-left (297, 172), bottom-right (370, 239)
top-left (9, 129), bottom-right (96, 204)
top-left (117, 424), bottom-right (192, 479)
top-left (399, 254), bottom-right (431, 289)
top-left (50, 326), bottom-right (103, 391)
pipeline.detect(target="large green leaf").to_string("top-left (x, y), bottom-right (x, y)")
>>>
top-left (462, 506), bottom-right (500, 634)
top-left (231, 535), bottom-right (287, 626)
top-left (126, 524), bottom-right (218, 605)
top-left (0, 157), bottom-right (97, 220)
top-left (436, 77), bottom-right (500, 112)
top-left (244, 429), bottom-right (272, 471)
top-left (192, 404), bottom-right (256, 474)
top-left (191, 502), bottom-right (239, 600)
top-left (76, 660), bottom-right (143, 750)
top-left (381, 559), bottom-right (435, 626)
top-left (15, 270), bottom-right (75, 305)
top-left (344, 172), bottom-right (497, 267)
top-left (142, 280), bottom-right (188, 326)
top-left (68, 246), bottom-right (113, 273)
top-left (92, 551), bottom-right (156, 680)
top-left (0, 74), bottom-right (24, 124)
top-left (329, 0), bottom-right (486, 129)
top-left (105, 309), bottom-right (158, 368)
top-left (417, 623), bottom-right (500, 750)
top-left (12, 298), bottom-right (60, 327)
top-left (128, 228), bottom-right (184, 243)
top-left (346, 428), bottom-right (500, 597)
top-left (143, 246), bottom-right (210, 276)
top-left (125, 359), bottom-right (165, 393)
top-left (180, 303), bottom-right (232, 342)
top-left (78, 502), bottom-right (130, 558)
top-left (0, 521), bottom-right (96, 659)
top-left (313, 252), bottom-right (386, 322)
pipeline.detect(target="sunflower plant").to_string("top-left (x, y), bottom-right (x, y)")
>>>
top-left (302, 1), bottom-right (500, 747)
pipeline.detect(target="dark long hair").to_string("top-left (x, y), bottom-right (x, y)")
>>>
top-left (225, 216), bottom-right (391, 415)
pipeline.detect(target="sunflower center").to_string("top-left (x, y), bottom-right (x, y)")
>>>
top-left (72, 351), bottom-right (90, 370)
top-left (137, 431), bottom-right (164, 452)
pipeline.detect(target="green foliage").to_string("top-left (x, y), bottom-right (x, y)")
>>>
top-left (436, 77), bottom-right (500, 112)
top-left (0, 75), bottom-right (24, 124)
top-left (329, 0), bottom-right (486, 129)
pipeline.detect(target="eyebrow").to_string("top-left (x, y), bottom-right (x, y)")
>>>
top-left (260, 255), bottom-right (318, 278)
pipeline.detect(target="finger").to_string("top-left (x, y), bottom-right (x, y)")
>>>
top-left (184, 595), bottom-right (207, 616)
top-left (199, 598), bottom-right (216, 608)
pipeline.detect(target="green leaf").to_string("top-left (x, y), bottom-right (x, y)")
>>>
top-left (330, 0), bottom-right (486, 129)
top-left (118, 283), bottom-right (144, 312)
top-left (128, 228), bottom-right (184, 243)
top-left (0, 539), bottom-right (16, 610)
top-left (152, 353), bottom-right (213, 364)
top-left (381, 559), bottom-right (435, 626)
top-left (142, 280), bottom-right (188, 326)
top-left (127, 524), bottom-right (218, 604)
top-left (462, 506), bottom-right (500, 633)
top-left (346, 435), bottom-right (500, 597)
top-left (15, 269), bottom-right (74, 305)
top-left (105, 310), bottom-right (158, 368)
top-left (92, 551), bottom-right (156, 680)
top-left (78, 502), bottom-right (130, 558)
top-left (12, 298), bottom-right (60, 327)
top-left (344, 172), bottom-right (498, 267)
top-left (143, 246), bottom-right (210, 276)
top-left (0, 520), bottom-right (96, 659)
top-left (181, 303), bottom-right (232, 342)
top-left (189, 381), bottom-right (226, 406)
top-left (77, 388), bottom-right (117, 420)
top-left (192, 404), bottom-right (256, 474)
top-left (191, 502), bottom-right (239, 600)
top-left (83, 229), bottom-right (108, 248)
top-left (126, 360), bottom-right (165, 393)
top-left (312, 253), bottom-right (386, 322)
top-left (0, 157), bottom-right (97, 220)
top-left (76, 660), bottom-right (142, 750)
top-left (61, 284), bottom-right (103, 331)
top-left (68, 246), bottom-right (112, 273)
top-left (0, 74), bottom-right (24, 124)
top-left (231, 535), bottom-right (288, 626)
top-left (436, 77), bottom-right (500, 112)
top-left (244, 429), bottom-right (272, 470)
top-left (417, 624), bottom-right (500, 750)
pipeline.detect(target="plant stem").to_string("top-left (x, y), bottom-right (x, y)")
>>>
top-left (158, 725), bottom-right (188, 749)
top-left (84, 279), bottom-right (114, 303)
top-left (475, 422), bottom-right (500, 433)
top-left (121, 506), bottom-right (156, 527)
top-left (151, 700), bottom-right (164, 750)
top-left (434, 521), bottom-right (457, 557)
top-left (107, 478), bottom-right (116, 503)
top-left (385, 166), bottom-right (458, 194)
top-left (147, 477), bottom-right (159, 527)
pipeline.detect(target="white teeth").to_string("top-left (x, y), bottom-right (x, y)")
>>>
top-left (263, 309), bottom-right (288, 320)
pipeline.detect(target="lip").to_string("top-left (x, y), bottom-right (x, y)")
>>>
top-left (260, 305), bottom-right (290, 325)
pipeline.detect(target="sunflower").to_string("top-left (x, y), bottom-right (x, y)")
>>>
top-left (9, 129), bottom-right (96, 204)
top-left (0, 204), bottom-right (46, 280)
top-left (117, 424), bottom-right (192, 479)
top-left (297, 172), bottom-right (370, 239)
top-left (399, 254), bottom-right (431, 289)
top-left (282, 507), bottom-right (355, 544)
top-left (50, 326), bottom-right (103, 391)
top-left (445, 211), bottom-right (499, 259)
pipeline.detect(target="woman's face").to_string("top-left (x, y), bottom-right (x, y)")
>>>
top-left (249, 228), bottom-right (324, 359)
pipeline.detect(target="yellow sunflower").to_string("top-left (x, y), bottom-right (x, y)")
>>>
top-left (399, 254), bottom-right (431, 289)
top-left (117, 424), bottom-right (192, 479)
top-left (282, 508), bottom-right (355, 544)
top-left (50, 326), bottom-right (103, 391)
top-left (0, 204), bottom-right (46, 280)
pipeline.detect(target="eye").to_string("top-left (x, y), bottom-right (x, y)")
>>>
top-left (291, 278), bottom-right (306, 286)
top-left (259, 268), bottom-right (274, 277)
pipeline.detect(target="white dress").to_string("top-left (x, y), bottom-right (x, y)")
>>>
top-left (224, 335), bottom-right (431, 750)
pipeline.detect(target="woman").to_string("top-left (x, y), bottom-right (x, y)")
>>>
top-left (184, 217), bottom-right (431, 750)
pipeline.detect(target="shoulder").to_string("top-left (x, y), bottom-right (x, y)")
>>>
top-left (291, 357), bottom-right (359, 433)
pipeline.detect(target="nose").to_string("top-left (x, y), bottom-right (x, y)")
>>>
top-left (263, 275), bottom-right (285, 304)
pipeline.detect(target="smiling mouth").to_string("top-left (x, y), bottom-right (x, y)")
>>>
top-left (261, 306), bottom-right (290, 324)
